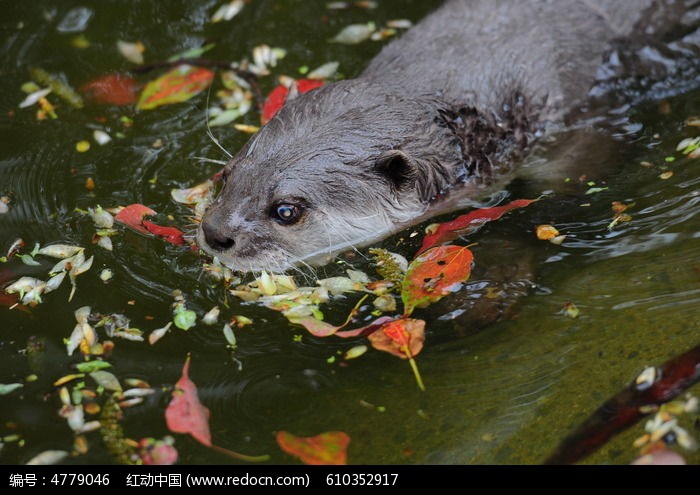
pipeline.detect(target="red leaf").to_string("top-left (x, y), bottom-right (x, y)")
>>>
top-left (367, 318), bottom-right (425, 359)
top-left (417, 199), bottom-right (537, 254)
top-left (165, 356), bottom-right (212, 447)
top-left (261, 79), bottom-right (324, 124)
top-left (287, 295), bottom-right (367, 337)
top-left (335, 316), bottom-right (396, 339)
top-left (143, 221), bottom-right (186, 246)
top-left (114, 204), bottom-right (156, 234)
top-left (80, 74), bottom-right (140, 106)
top-left (276, 431), bottom-right (350, 465)
top-left (402, 245), bottom-right (473, 316)
top-left (137, 65), bottom-right (215, 110)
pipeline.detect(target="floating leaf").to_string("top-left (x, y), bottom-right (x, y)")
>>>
top-left (261, 79), bottom-right (324, 124)
top-left (93, 130), bottom-right (112, 145)
top-left (80, 73), bottom-right (139, 106)
top-left (536, 224), bottom-right (560, 241)
top-left (117, 40), bottom-right (145, 65)
top-left (75, 360), bottom-right (111, 373)
top-left (29, 67), bottom-right (84, 109)
top-left (171, 181), bottom-right (213, 205)
top-left (335, 315), bottom-right (395, 338)
top-left (114, 204), bottom-right (156, 234)
top-left (88, 206), bottom-right (114, 229)
top-left (137, 65), bottom-right (215, 110)
top-left (19, 88), bottom-right (51, 108)
top-left (143, 221), bottom-right (185, 246)
top-left (90, 370), bottom-right (122, 392)
top-left (25, 450), bottom-right (69, 465)
top-left (344, 345), bottom-right (367, 360)
top-left (223, 323), bottom-right (237, 347)
top-left (138, 437), bottom-right (178, 465)
top-left (402, 245), bottom-right (473, 316)
top-left (37, 244), bottom-right (83, 259)
top-left (329, 22), bottom-right (376, 44)
top-left (149, 321), bottom-right (172, 345)
top-left (202, 306), bottom-right (220, 326)
top-left (368, 318), bottom-right (425, 359)
top-left (288, 295), bottom-right (367, 337)
top-left (166, 356), bottom-right (211, 446)
top-left (368, 318), bottom-right (426, 391)
top-left (563, 301), bottom-right (580, 319)
top-left (173, 305), bottom-right (197, 330)
top-left (0, 383), bottom-right (23, 395)
top-left (276, 431), bottom-right (350, 465)
top-left (18, 254), bottom-right (41, 266)
top-left (418, 199), bottom-right (536, 254)
top-left (211, 0), bottom-right (244, 22)
top-left (307, 61), bottom-right (339, 80)
top-left (167, 43), bottom-right (216, 62)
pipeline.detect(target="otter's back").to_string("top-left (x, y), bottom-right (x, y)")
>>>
top-left (362, 0), bottom-right (700, 122)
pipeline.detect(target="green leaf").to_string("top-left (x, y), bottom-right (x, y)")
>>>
top-left (75, 360), bottom-right (112, 373)
top-left (173, 306), bottom-right (197, 330)
top-left (89, 370), bottom-right (122, 392)
top-left (166, 43), bottom-right (215, 62)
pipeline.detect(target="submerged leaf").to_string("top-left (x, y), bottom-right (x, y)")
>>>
top-left (276, 431), bottom-right (350, 465)
top-left (165, 356), bottom-right (211, 446)
top-left (80, 73), bottom-right (139, 106)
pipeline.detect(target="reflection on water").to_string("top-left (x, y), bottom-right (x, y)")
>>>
top-left (0, 1), bottom-right (699, 465)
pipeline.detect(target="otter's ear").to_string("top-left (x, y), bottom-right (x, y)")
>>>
top-left (374, 150), bottom-right (417, 190)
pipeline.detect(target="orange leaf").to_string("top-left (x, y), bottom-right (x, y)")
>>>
top-left (165, 356), bottom-right (211, 446)
top-left (276, 431), bottom-right (350, 465)
top-left (367, 318), bottom-right (425, 359)
top-left (535, 224), bottom-right (559, 240)
top-left (418, 199), bottom-right (536, 254)
top-left (402, 245), bottom-right (473, 316)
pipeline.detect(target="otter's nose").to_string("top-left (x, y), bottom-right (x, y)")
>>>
top-left (201, 220), bottom-right (235, 251)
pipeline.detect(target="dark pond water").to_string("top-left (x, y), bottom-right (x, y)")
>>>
top-left (1, 1), bottom-right (698, 465)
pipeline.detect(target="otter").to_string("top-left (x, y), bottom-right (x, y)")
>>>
top-left (198, 0), bottom-right (700, 273)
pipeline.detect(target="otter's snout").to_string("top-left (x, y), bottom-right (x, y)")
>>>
top-left (200, 218), bottom-right (235, 251)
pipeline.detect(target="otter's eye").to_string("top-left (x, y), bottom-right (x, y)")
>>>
top-left (274, 203), bottom-right (302, 224)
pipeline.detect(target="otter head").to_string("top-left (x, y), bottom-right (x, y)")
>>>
top-left (197, 80), bottom-right (466, 272)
